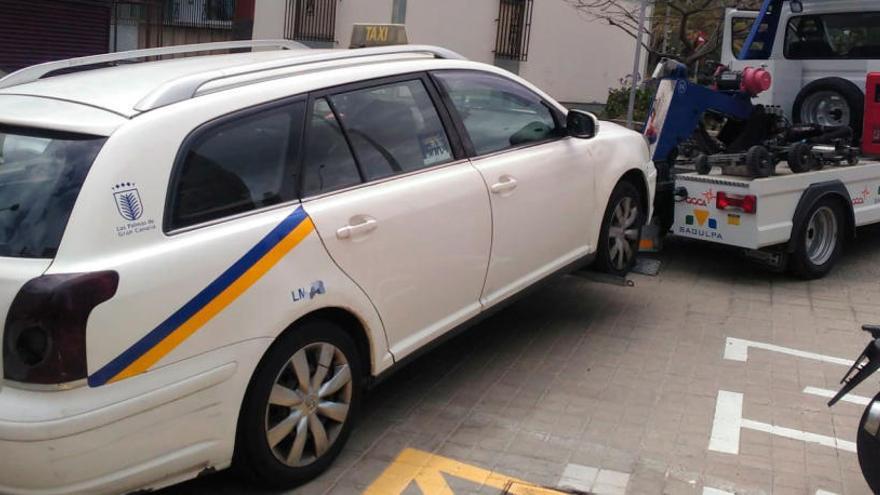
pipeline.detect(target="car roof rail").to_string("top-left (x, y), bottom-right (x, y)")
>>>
top-left (133, 44), bottom-right (466, 112)
top-left (0, 39), bottom-right (308, 90)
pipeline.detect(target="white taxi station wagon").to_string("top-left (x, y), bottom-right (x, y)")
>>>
top-left (0, 41), bottom-right (655, 494)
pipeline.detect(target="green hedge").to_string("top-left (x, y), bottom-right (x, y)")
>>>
top-left (602, 78), bottom-right (654, 123)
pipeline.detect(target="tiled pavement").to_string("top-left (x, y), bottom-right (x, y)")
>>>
top-left (165, 226), bottom-right (880, 495)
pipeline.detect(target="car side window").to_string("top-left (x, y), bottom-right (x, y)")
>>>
top-left (301, 98), bottom-right (363, 196)
top-left (329, 79), bottom-right (454, 181)
top-left (433, 70), bottom-right (562, 156)
top-left (169, 102), bottom-right (303, 231)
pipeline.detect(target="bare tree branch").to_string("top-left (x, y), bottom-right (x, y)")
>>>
top-left (562, 0), bottom-right (761, 69)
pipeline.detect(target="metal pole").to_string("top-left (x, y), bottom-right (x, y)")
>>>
top-left (392, 0), bottom-right (407, 24)
top-left (662, 1), bottom-right (670, 54)
top-left (626, 0), bottom-right (649, 129)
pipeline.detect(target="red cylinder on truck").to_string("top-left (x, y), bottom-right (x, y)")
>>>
top-left (864, 73), bottom-right (880, 156)
top-left (741, 67), bottom-right (772, 96)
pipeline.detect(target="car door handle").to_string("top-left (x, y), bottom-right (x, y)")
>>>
top-left (336, 217), bottom-right (378, 240)
top-left (490, 176), bottom-right (518, 194)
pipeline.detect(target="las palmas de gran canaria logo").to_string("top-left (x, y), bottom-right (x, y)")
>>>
top-left (113, 182), bottom-right (143, 221)
top-left (112, 183), bottom-right (157, 237)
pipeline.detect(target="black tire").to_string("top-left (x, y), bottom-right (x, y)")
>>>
top-left (787, 142), bottom-right (815, 173)
top-left (847, 152), bottom-right (860, 167)
top-left (746, 145), bottom-right (774, 177)
top-left (788, 198), bottom-right (844, 279)
top-left (857, 393), bottom-right (880, 494)
top-left (695, 154), bottom-right (711, 175)
top-left (793, 78), bottom-right (864, 144)
top-left (595, 181), bottom-right (644, 275)
top-left (233, 319), bottom-right (363, 488)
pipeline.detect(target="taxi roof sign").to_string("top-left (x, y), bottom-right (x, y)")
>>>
top-left (350, 23), bottom-right (408, 48)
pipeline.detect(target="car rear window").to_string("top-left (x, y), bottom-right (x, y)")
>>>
top-left (0, 126), bottom-right (105, 258)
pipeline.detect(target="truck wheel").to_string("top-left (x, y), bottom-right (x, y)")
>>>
top-left (857, 393), bottom-right (880, 494)
top-left (234, 319), bottom-right (362, 488)
top-left (793, 78), bottom-right (864, 144)
top-left (746, 145), bottom-right (774, 177)
top-left (787, 143), bottom-right (815, 173)
top-left (789, 199), bottom-right (844, 279)
top-left (596, 181), bottom-right (644, 276)
top-left (695, 154), bottom-right (711, 175)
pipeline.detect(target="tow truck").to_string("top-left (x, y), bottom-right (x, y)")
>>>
top-left (645, 0), bottom-right (880, 279)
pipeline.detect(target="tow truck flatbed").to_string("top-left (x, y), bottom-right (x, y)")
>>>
top-left (669, 160), bottom-right (880, 276)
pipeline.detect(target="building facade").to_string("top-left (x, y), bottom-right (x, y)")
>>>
top-left (0, 0), bottom-right (639, 106)
top-left (253, 0), bottom-right (639, 105)
top-left (0, 0), bottom-right (255, 75)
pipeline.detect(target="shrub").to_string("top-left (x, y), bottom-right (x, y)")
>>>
top-left (602, 75), bottom-right (654, 123)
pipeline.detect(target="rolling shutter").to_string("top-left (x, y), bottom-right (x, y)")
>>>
top-left (0, 0), bottom-right (111, 74)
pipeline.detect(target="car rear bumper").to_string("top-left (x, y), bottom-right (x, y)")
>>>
top-left (0, 339), bottom-right (268, 495)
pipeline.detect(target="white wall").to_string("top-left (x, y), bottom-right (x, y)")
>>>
top-left (253, 0), bottom-right (287, 39)
top-left (520, 1), bottom-right (637, 103)
top-left (402, 0), bottom-right (498, 64)
top-left (335, 0), bottom-right (393, 48)
top-left (251, 0), bottom-right (640, 104)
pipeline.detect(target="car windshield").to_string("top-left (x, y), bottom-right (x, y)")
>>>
top-left (0, 127), bottom-right (105, 258)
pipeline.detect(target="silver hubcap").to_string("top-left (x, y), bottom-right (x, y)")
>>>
top-left (801, 91), bottom-right (851, 127)
top-left (805, 206), bottom-right (838, 266)
top-left (265, 342), bottom-right (352, 467)
top-left (608, 196), bottom-right (640, 271)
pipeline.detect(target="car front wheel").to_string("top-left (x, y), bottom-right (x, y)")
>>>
top-left (596, 181), bottom-right (644, 275)
top-left (234, 319), bottom-right (362, 488)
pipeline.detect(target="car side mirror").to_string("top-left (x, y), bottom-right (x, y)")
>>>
top-left (567, 109), bottom-right (598, 139)
top-left (790, 0), bottom-right (803, 13)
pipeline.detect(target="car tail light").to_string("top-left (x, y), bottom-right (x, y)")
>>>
top-left (717, 191), bottom-right (757, 214)
top-left (3, 271), bottom-right (118, 385)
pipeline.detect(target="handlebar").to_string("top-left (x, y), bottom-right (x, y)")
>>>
top-left (864, 324), bottom-right (880, 339)
top-left (829, 325), bottom-right (880, 406)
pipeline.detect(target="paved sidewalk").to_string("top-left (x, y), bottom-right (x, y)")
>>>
top-left (166, 226), bottom-right (880, 495)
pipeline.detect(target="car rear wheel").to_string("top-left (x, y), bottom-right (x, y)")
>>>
top-left (234, 319), bottom-right (362, 488)
top-left (596, 181), bottom-right (644, 276)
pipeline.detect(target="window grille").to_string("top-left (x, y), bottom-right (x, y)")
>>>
top-left (494, 0), bottom-right (533, 61)
top-left (285, 0), bottom-right (337, 43)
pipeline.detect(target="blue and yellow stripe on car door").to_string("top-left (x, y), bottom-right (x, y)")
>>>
top-left (89, 206), bottom-right (314, 387)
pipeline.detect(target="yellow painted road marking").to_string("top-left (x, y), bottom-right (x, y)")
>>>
top-left (364, 448), bottom-right (568, 495)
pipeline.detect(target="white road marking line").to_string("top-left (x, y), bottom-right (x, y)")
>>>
top-left (593, 469), bottom-right (630, 495)
top-left (709, 390), bottom-right (857, 454)
top-left (558, 464), bottom-right (598, 493)
top-left (724, 337), bottom-right (852, 366)
top-left (557, 464), bottom-right (630, 495)
top-left (741, 418), bottom-right (856, 453)
top-left (803, 386), bottom-right (871, 406)
top-left (708, 390), bottom-right (743, 454)
top-left (703, 488), bottom-right (735, 495)
top-left (816, 490), bottom-right (839, 495)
